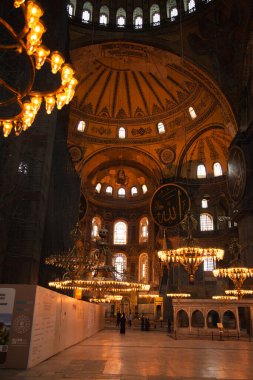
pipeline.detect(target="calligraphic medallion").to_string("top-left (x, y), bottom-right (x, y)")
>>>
top-left (227, 146), bottom-right (246, 203)
top-left (150, 184), bottom-right (190, 228)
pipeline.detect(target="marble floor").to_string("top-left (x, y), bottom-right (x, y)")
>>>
top-left (0, 329), bottom-right (253, 380)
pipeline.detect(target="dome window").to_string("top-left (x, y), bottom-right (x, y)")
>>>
top-left (118, 188), bottom-right (126, 197)
top-left (197, 164), bottom-right (206, 179)
top-left (95, 183), bottom-right (102, 193)
top-left (67, 2), bottom-right (75, 16)
top-left (157, 122), bottom-right (165, 134)
top-left (116, 8), bottom-right (126, 27)
top-left (142, 184), bottom-right (148, 194)
top-left (131, 187), bottom-right (138, 196)
top-left (189, 106), bottom-right (197, 119)
top-left (105, 185), bottom-right (113, 195)
top-left (118, 127), bottom-right (126, 139)
top-left (77, 120), bottom-right (86, 132)
top-left (150, 4), bottom-right (160, 25)
top-left (82, 2), bottom-right (93, 22)
top-left (213, 162), bottom-right (223, 177)
top-left (133, 7), bottom-right (143, 29)
top-left (99, 6), bottom-right (109, 25)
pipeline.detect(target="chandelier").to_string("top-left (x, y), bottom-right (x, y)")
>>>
top-left (166, 293), bottom-right (191, 298)
top-left (46, 224), bottom-right (150, 298)
top-left (212, 295), bottom-right (238, 300)
top-left (158, 212), bottom-right (224, 283)
top-left (225, 289), bottom-right (253, 299)
top-left (0, 0), bottom-right (78, 137)
top-left (213, 239), bottom-right (253, 291)
top-left (89, 295), bottom-right (123, 303)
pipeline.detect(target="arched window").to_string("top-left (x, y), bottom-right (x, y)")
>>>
top-left (91, 216), bottom-right (102, 240)
top-left (188, 0), bottom-right (196, 12)
top-left (118, 127), bottom-right (126, 139)
top-left (105, 185), bottom-right (113, 195)
top-left (67, 2), bottom-right (75, 16)
top-left (203, 257), bottom-right (215, 271)
top-left (166, 0), bottom-right (178, 20)
top-left (99, 6), bottom-right (109, 25)
top-left (213, 162), bottom-right (223, 177)
top-left (200, 213), bottom-right (214, 231)
top-left (116, 8), bottom-right (126, 27)
top-left (114, 221), bottom-right (127, 245)
top-left (139, 217), bottom-right (149, 243)
top-left (77, 120), bottom-right (85, 132)
top-left (113, 253), bottom-right (127, 280)
top-left (201, 198), bottom-right (208, 208)
top-left (142, 184), bottom-right (148, 194)
top-left (184, 0), bottom-right (195, 12)
top-left (95, 183), bottom-right (101, 193)
top-left (189, 106), bottom-right (197, 119)
top-left (157, 122), bottom-right (165, 134)
top-left (133, 7), bottom-right (143, 29)
top-left (131, 186), bottom-right (138, 196)
top-left (118, 188), bottom-right (125, 197)
top-left (82, 2), bottom-right (93, 22)
top-left (150, 4), bottom-right (160, 25)
top-left (197, 164), bottom-right (206, 178)
top-left (139, 253), bottom-right (148, 283)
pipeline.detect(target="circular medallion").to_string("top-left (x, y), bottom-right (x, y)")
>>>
top-left (150, 184), bottom-right (190, 228)
top-left (160, 148), bottom-right (175, 164)
top-left (68, 146), bottom-right (82, 163)
top-left (227, 146), bottom-right (246, 203)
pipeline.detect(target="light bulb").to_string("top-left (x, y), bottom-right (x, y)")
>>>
top-left (35, 45), bottom-right (50, 69)
top-left (50, 51), bottom-right (65, 74)
top-left (44, 96), bottom-right (56, 114)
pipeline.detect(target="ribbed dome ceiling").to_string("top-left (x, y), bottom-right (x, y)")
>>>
top-left (71, 42), bottom-right (198, 123)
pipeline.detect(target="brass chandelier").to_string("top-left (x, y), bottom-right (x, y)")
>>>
top-left (213, 239), bottom-right (253, 296)
top-left (0, 0), bottom-right (78, 137)
top-left (46, 224), bottom-right (150, 298)
top-left (158, 212), bottom-right (224, 283)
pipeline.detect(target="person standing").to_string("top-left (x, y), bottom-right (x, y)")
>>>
top-left (128, 311), bottom-right (133, 327)
top-left (120, 313), bottom-right (126, 334)
top-left (116, 311), bottom-right (121, 326)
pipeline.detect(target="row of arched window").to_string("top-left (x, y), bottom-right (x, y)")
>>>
top-left (76, 110), bottom-right (196, 137)
top-left (113, 252), bottom-right (149, 282)
top-left (68, 1), bottom-right (212, 28)
top-left (95, 182), bottom-right (148, 197)
top-left (197, 162), bottom-right (223, 178)
top-left (92, 214), bottom-right (215, 249)
top-left (91, 217), bottom-right (149, 244)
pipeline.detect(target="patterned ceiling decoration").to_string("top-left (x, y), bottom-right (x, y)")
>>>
top-left (71, 42), bottom-right (199, 123)
top-left (68, 41), bottom-right (238, 196)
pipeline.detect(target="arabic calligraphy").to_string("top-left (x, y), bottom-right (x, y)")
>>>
top-left (227, 147), bottom-right (246, 203)
top-left (150, 184), bottom-right (190, 228)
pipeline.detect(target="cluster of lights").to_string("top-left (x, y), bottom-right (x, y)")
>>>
top-left (138, 293), bottom-right (159, 299)
top-left (212, 295), bottom-right (238, 300)
top-left (213, 267), bottom-right (253, 290)
top-left (49, 279), bottom-right (150, 293)
top-left (225, 289), bottom-right (253, 299)
top-left (0, 0), bottom-right (78, 137)
top-left (89, 295), bottom-right (123, 303)
top-left (158, 246), bottom-right (224, 282)
top-left (166, 293), bottom-right (191, 298)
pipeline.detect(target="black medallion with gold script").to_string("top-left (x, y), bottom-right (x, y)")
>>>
top-left (227, 146), bottom-right (246, 203)
top-left (150, 184), bottom-right (190, 228)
